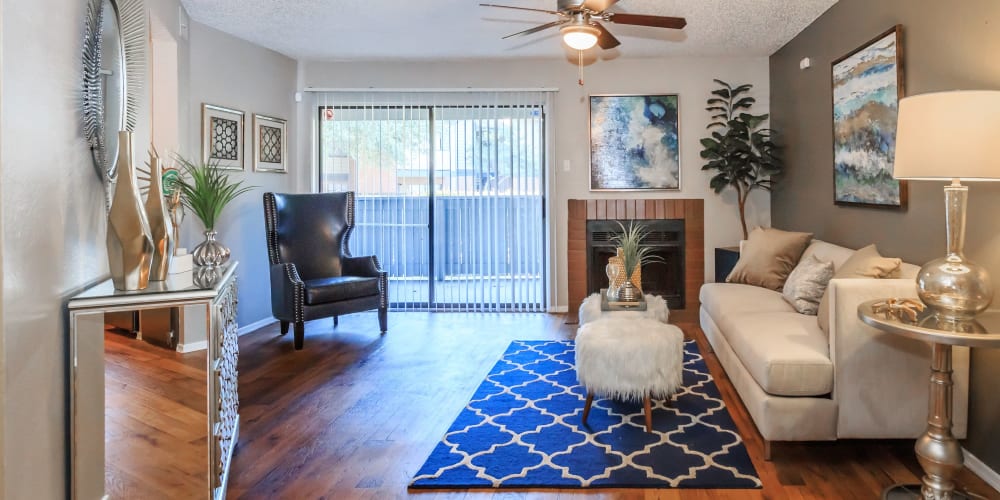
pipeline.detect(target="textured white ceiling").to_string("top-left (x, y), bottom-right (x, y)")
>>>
top-left (179, 0), bottom-right (837, 61)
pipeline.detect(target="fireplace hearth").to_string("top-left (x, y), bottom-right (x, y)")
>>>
top-left (586, 219), bottom-right (685, 310)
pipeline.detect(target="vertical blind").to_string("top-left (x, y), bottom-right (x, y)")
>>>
top-left (314, 90), bottom-right (553, 312)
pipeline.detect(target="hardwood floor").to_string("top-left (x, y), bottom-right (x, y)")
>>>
top-left (105, 330), bottom-right (209, 499)
top-left (219, 312), bottom-right (999, 499)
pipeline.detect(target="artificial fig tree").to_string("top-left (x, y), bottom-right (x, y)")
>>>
top-left (700, 79), bottom-right (782, 240)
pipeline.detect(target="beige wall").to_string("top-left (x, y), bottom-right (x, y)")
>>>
top-left (185, 21), bottom-right (297, 327)
top-left (300, 56), bottom-right (771, 308)
top-left (770, 0), bottom-right (1000, 470)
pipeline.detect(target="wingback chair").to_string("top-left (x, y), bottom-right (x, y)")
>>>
top-left (263, 192), bottom-right (388, 350)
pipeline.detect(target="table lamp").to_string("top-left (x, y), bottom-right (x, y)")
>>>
top-left (894, 90), bottom-right (1000, 319)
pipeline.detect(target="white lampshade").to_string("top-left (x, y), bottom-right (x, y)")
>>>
top-left (894, 90), bottom-right (1000, 181)
top-left (561, 25), bottom-right (599, 51)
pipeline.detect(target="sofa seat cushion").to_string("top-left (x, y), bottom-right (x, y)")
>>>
top-left (700, 283), bottom-right (795, 323)
top-left (303, 276), bottom-right (379, 305)
top-left (718, 311), bottom-right (833, 397)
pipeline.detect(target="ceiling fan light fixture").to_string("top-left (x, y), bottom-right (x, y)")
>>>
top-left (561, 24), bottom-right (600, 50)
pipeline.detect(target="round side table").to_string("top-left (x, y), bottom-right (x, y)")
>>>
top-left (859, 300), bottom-right (1000, 500)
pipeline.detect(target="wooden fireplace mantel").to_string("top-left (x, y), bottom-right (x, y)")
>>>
top-left (567, 199), bottom-right (704, 324)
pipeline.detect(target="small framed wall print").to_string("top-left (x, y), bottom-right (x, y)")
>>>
top-left (202, 104), bottom-right (245, 171)
top-left (252, 114), bottom-right (287, 173)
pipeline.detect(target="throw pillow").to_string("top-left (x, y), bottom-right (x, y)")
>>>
top-left (782, 255), bottom-right (835, 315)
top-left (726, 227), bottom-right (814, 291)
top-left (817, 244), bottom-right (903, 333)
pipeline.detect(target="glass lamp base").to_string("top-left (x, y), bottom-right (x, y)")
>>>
top-left (917, 255), bottom-right (993, 320)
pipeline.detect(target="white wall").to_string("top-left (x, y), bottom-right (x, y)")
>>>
top-left (185, 21), bottom-right (298, 327)
top-left (1, 0), bottom-right (146, 495)
top-left (299, 57), bottom-right (771, 308)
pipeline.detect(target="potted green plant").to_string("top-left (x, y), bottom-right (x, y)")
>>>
top-left (174, 155), bottom-right (254, 268)
top-left (700, 79), bottom-right (782, 240)
top-left (609, 220), bottom-right (665, 302)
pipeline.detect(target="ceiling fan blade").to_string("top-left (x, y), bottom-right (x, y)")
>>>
top-left (607, 13), bottom-right (687, 29)
top-left (480, 3), bottom-right (561, 15)
top-left (502, 19), bottom-right (567, 39)
top-left (583, 0), bottom-right (620, 13)
top-left (593, 22), bottom-right (621, 49)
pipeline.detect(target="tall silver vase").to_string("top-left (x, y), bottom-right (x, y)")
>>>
top-left (193, 230), bottom-right (231, 268)
top-left (144, 152), bottom-right (175, 281)
top-left (107, 131), bottom-right (154, 290)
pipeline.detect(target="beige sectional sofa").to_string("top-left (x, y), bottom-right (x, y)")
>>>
top-left (699, 240), bottom-right (969, 458)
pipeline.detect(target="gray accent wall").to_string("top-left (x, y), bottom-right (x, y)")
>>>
top-left (770, 0), bottom-right (1000, 470)
top-left (186, 21), bottom-right (298, 328)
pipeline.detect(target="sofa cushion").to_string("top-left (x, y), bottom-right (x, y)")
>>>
top-left (726, 227), bottom-right (813, 291)
top-left (303, 276), bottom-right (379, 305)
top-left (818, 244), bottom-right (903, 334)
top-left (717, 311), bottom-right (834, 397)
top-left (700, 283), bottom-right (796, 324)
top-left (782, 255), bottom-right (835, 315)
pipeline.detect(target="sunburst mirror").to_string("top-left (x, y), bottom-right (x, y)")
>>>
top-left (82, 0), bottom-right (146, 205)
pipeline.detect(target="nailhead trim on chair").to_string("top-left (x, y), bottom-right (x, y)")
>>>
top-left (263, 193), bottom-right (280, 266)
top-left (282, 263), bottom-right (305, 323)
top-left (374, 255), bottom-right (388, 308)
top-left (344, 191), bottom-right (356, 257)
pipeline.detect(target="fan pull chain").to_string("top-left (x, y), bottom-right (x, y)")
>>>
top-left (578, 50), bottom-right (584, 86)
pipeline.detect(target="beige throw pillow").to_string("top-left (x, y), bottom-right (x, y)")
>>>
top-left (782, 255), bottom-right (835, 315)
top-left (726, 228), bottom-right (814, 291)
top-left (817, 244), bottom-right (903, 334)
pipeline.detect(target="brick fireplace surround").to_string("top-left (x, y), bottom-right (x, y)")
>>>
top-left (567, 199), bottom-right (705, 324)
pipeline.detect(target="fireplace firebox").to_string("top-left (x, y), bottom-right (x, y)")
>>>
top-left (586, 219), bottom-right (685, 310)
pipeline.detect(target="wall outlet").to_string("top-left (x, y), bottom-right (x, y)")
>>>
top-left (562, 159), bottom-right (571, 172)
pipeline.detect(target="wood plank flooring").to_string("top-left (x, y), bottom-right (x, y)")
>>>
top-left (222, 312), bottom-right (1000, 499)
top-left (105, 330), bottom-right (209, 499)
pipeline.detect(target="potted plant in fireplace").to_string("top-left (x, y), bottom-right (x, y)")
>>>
top-left (608, 221), bottom-right (665, 302)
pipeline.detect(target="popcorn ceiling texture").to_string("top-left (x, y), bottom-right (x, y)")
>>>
top-left (180, 0), bottom-right (837, 61)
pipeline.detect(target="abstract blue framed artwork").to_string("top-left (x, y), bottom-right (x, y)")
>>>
top-left (590, 94), bottom-right (680, 191)
top-left (832, 26), bottom-right (906, 208)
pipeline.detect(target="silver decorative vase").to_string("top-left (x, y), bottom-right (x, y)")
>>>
top-left (192, 230), bottom-right (231, 268)
top-left (619, 280), bottom-right (639, 302)
top-left (107, 131), bottom-right (154, 290)
top-left (144, 152), bottom-right (174, 281)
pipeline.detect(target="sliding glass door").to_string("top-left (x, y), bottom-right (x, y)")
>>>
top-left (318, 96), bottom-right (546, 311)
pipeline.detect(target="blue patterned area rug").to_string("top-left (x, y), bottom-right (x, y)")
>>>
top-left (410, 340), bottom-right (761, 489)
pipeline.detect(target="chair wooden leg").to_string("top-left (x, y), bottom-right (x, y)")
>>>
top-left (763, 440), bottom-right (773, 461)
top-left (582, 392), bottom-right (594, 425)
top-left (279, 321), bottom-right (289, 336)
top-left (378, 307), bottom-right (387, 333)
top-left (643, 395), bottom-right (653, 432)
top-left (293, 322), bottom-right (304, 350)
top-left (333, 316), bottom-right (339, 327)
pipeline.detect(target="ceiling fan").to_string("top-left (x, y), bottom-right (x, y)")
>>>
top-left (480, 0), bottom-right (687, 51)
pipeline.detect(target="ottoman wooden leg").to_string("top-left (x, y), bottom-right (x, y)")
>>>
top-left (643, 395), bottom-right (653, 432)
top-left (582, 392), bottom-right (594, 425)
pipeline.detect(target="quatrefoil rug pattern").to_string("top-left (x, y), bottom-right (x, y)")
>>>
top-left (410, 340), bottom-right (761, 489)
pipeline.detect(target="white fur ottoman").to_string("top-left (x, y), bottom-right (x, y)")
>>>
top-left (575, 317), bottom-right (684, 432)
top-left (578, 293), bottom-right (670, 325)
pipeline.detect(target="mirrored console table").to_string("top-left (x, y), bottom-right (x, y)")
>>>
top-left (68, 263), bottom-right (240, 500)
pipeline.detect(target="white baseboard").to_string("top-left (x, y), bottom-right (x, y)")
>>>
top-left (548, 305), bottom-right (568, 313)
top-left (238, 317), bottom-right (277, 336)
top-left (963, 448), bottom-right (1000, 492)
top-left (177, 340), bottom-right (207, 353)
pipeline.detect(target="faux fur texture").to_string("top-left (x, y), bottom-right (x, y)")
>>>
top-left (575, 318), bottom-right (684, 402)
top-left (578, 293), bottom-right (670, 325)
